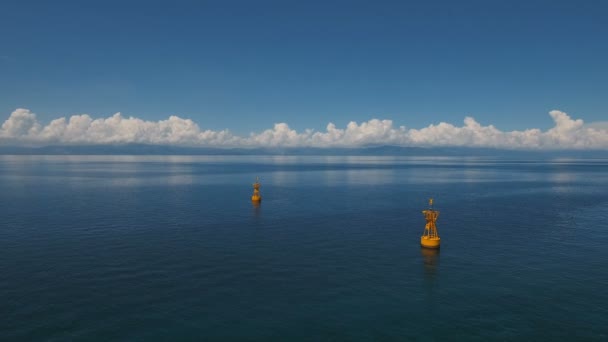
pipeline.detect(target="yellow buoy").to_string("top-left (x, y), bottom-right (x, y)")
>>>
top-left (421, 198), bottom-right (440, 249)
top-left (251, 176), bottom-right (262, 202)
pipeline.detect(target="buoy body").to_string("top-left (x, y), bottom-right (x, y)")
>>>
top-left (420, 236), bottom-right (440, 249)
top-left (421, 199), bottom-right (440, 249)
top-left (251, 177), bottom-right (262, 203)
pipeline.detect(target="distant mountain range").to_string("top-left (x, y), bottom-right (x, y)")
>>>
top-left (0, 144), bottom-right (606, 158)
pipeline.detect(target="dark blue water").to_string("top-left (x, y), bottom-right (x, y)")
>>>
top-left (1, 155), bottom-right (607, 340)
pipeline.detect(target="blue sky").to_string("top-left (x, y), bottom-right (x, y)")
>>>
top-left (1, 0), bottom-right (607, 136)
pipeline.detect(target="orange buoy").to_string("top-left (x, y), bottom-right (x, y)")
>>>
top-left (251, 177), bottom-right (262, 203)
top-left (421, 198), bottom-right (440, 248)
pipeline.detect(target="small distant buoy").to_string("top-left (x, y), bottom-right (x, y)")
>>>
top-left (251, 177), bottom-right (262, 202)
top-left (421, 198), bottom-right (440, 249)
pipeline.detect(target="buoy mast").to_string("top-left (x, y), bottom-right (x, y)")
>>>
top-left (421, 198), bottom-right (440, 248)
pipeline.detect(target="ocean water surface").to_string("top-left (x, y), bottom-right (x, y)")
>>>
top-left (1, 155), bottom-right (607, 340)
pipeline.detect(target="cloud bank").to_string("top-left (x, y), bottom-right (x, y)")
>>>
top-left (1, 108), bottom-right (606, 149)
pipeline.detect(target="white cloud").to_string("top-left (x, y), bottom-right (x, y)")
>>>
top-left (1, 110), bottom-right (242, 147)
top-left (1, 108), bottom-right (606, 149)
top-left (1, 108), bottom-right (42, 138)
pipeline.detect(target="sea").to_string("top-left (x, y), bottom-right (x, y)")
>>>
top-left (1, 155), bottom-right (607, 341)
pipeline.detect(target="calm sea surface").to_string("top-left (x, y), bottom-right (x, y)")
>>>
top-left (1, 155), bottom-right (607, 341)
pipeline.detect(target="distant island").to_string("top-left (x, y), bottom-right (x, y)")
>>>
top-left (1, 144), bottom-right (606, 158)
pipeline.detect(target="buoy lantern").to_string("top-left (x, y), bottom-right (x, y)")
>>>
top-left (251, 177), bottom-right (262, 202)
top-left (421, 198), bottom-right (440, 248)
